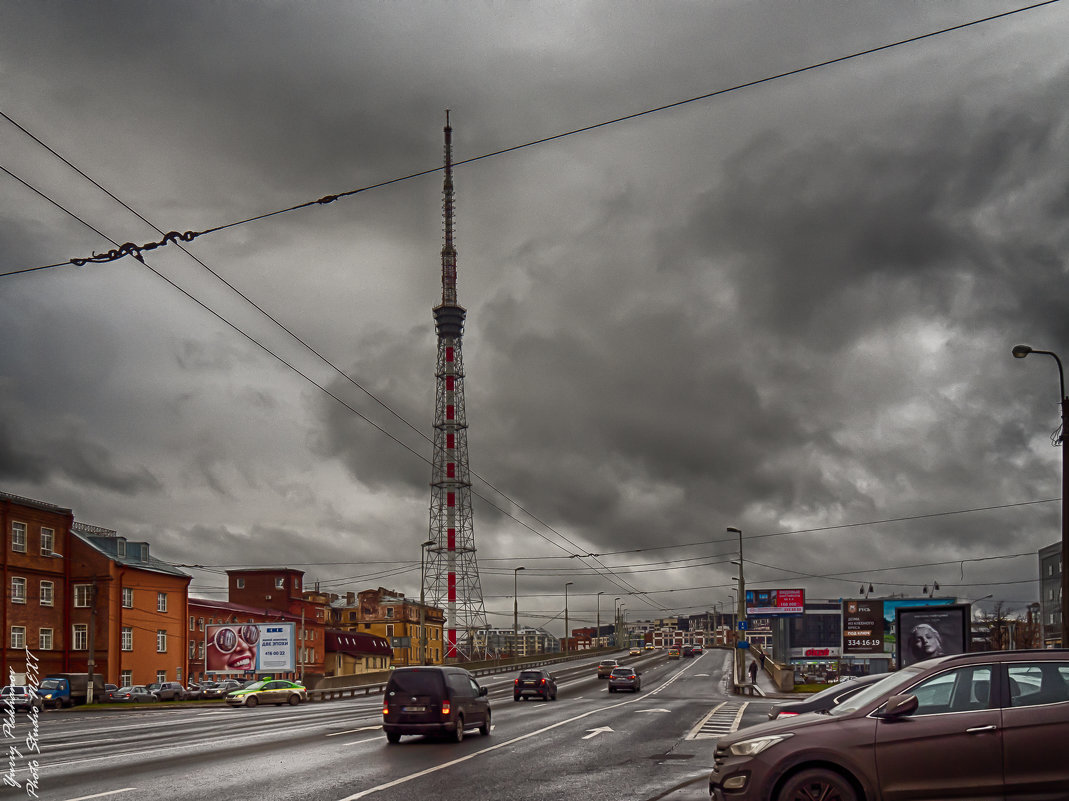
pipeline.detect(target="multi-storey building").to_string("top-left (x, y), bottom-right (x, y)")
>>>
top-left (70, 523), bottom-right (191, 687)
top-left (187, 596), bottom-right (325, 684)
top-left (1039, 541), bottom-right (1063, 648)
top-left (323, 629), bottom-right (392, 676)
top-left (474, 626), bottom-right (559, 657)
top-left (2, 492), bottom-right (74, 683)
top-left (335, 587), bottom-right (445, 666)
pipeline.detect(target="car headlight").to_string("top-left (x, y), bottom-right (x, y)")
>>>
top-left (728, 733), bottom-right (793, 756)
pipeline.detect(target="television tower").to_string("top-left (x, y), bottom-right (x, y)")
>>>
top-left (424, 112), bottom-right (488, 660)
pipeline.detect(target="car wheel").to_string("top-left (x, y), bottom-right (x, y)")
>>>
top-left (288, 694), bottom-right (300, 706)
top-left (245, 696), bottom-right (258, 708)
top-left (513, 696), bottom-right (520, 702)
top-left (778, 769), bottom-right (857, 801)
top-left (479, 711), bottom-right (491, 737)
top-left (386, 731), bottom-right (401, 744)
top-left (609, 686), bottom-right (616, 693)
top-left (452, 715), bottom-right (464, 743)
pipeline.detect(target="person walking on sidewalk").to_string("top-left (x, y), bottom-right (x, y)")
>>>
top-left (749, 659), bottom-right (758, 684)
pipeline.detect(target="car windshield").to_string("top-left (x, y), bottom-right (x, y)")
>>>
top-left (828, 667), bottom-right (924, 716)
top-left (38, 680), bottom-right (61, 690)
top-left (611, 668), bottom-right (633, 676)
top-left (243, 681), bottom-right (267, 691)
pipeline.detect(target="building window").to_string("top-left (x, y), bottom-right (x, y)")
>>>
top-left (40, 580), bottom-right (54, 607)
top-left (157, 630), bottom-right (167, 653)
top-left (40, 527), bottom-right (54, 556)
top-left (122, 587), bottom-right (133, 608)
top-left (236, 578), bottom-right (245, 589)
top-left (73, 624), bottom-right (88, 650)
top-left (386, 607), bottom-right (394, 618)
top-left (140, 544), bottom-right (148, 561)
top-left (156, 670), bottom-right (167, 684)
top-left (39, 628), bottom-right (53, 650)
top-left (117, 539), bottom-right (126, 558)
top-left (189, 641), bottom-right (196, 659)
top-left (198, 641), bottom-right (205, 658)
top-left (189, 616), bottom-right (195, 630)
top-left (11, 522), bottom-right (26, 553)
top-left (386, 624), bottom-right (394, 637)
top-left (198, 617), bottom-right (204, 631)
top-left (157, 592), bottom-right (168, 613)
top-left (11, 577), bottom-right (26, 604)
top-left (10, 627), bottom-right (26, 649)
top-left (74, 584), bottom-right (92, 607)
top-left (275, 577), bottom-right (285, 590)
top-left (121, 627), bottom-right (133, 651)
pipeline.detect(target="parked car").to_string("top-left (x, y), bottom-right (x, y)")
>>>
top-left (645, 644), bottom-right (654, 650)
top-left (597, 659), bottom-right (620, 679)
top-left (225, 679), bottom-right (306, 707)
top-left (182, 684), bottom-right (204, 701)
top-left (112, 686), bottom-right (157, 703)
top-left (203, 679), bottom-right (241, 699)
top-left (608, 666), bottom-right (642, 693)
top-left (382, 666), bottom-right (490, 744)
top-left (709, 649), bottom-right (1069, 801)
top-left (767, 672), bottom-right (889, 720)
top-left (1, 685), bottom-right (43, 712)
top-left (152, 681), bottom-right (187, 701)
top-left (514, 669), bottom-right (557, 701)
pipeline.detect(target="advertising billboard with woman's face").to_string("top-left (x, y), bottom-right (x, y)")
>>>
top-left (205, 623), bottom-right (296, 674)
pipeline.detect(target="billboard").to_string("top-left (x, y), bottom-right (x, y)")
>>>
top-left (895, 604), bottom-right (970, 668)
top-left (746, 589), bottom-right (804, 616)
top-left (842, 599), bottom-right (886, 654)
top-left (841, 597), bottom-right (956, 657)
top-left (205, 622), bottom-right (296, 674)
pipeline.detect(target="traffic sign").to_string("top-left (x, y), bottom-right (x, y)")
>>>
top-left (736, 641), bottom-right (750, 649)
top-left (737, 621), bottom-right (747, 630)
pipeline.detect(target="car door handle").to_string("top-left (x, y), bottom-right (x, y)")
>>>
top-left (966, 725), bottom-right (998, 734)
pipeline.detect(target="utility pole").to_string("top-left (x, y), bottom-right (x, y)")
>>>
top-left (564, 582), bottom-right (573, 656)
top-left (596, 592), bottom-right (604, 650)
top-left (86, 582), bottom-right (98, 704)
top-left (728, 527), bottom-right (746, 688)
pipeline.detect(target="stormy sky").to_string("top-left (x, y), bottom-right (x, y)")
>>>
top-left (2, 1), bottom-right (1066, 636)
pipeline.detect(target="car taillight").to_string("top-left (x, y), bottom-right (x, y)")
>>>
top-left (441, 701), bottom-right (451, 716)
top-left (540, 679), bottom-right (545, 685)
top-left (778, 711), bottom-right (799, 717)
top-left (382, 703), bottom-right (389, 715)
top-left (514, 679), bottom-right (519, 686)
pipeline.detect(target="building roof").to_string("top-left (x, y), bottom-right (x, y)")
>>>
top-left (326, 629), bottom-right (392, 657)
top-left (189, 597), bottom-right (318, 625)
top-left (0, 490), bottom-right (73, 515)
top-left (72, 525), bottom-right (190, 580)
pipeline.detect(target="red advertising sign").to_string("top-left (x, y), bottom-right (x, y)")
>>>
top-left (746, 589), bottom-right (805, 616)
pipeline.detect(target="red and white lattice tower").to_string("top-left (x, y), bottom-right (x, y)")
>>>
top-left (424, 112), bottom-right (488, 660)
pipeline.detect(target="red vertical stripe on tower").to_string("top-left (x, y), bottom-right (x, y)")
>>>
top-left (448, 572), bottom-right (456, 601)
top-left (446, 346), bottom-right (454, 362)
top-left (447, 492), bottom-right (455, 507)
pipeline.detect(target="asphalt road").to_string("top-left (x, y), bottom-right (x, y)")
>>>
top-left (8, 650), bottom-right (781, 801)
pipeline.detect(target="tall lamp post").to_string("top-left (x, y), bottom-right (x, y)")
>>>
top-left (1012, 344), bottom-right (1069, 647)
top-left (564, 582), bottom-right (574, 656)
top-left (419, 539), bottom-right (435, 664)
top-left (728, 526), bottom-right (745, 687)
top-left (513, 566), bottom-right (525, 657)
top-left (613, 597), bottom-right (621, 647)
top-left (596, 591), bottom-right (604, 649)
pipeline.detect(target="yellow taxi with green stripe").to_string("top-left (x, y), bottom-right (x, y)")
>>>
top-left (225, 678), bottom-right (306, 707)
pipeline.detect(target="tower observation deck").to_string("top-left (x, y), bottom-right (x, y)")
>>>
top-left (424, 112), bottom-right (488, 660)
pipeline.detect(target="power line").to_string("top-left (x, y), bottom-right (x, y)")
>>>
top-left (3, 1), bottom-right (1058, 277)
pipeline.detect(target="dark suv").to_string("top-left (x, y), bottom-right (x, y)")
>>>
top-left (153, 681), bottom-right (187, 701)
top-left (382, 666), bottom-right (490, 743)
top-left (710, 649), bottom-right (1069, 801)
top-left (514, 669), bottom-right (557, 701)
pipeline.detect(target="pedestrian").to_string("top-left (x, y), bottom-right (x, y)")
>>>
top-left (759, 653), bottom-right (766, 670)
top-left (748, 659), bottom-right (758, 684)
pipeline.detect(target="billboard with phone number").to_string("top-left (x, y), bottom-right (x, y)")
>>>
top-left (746, 589), bottom-right (804, 616)
top-left (205, 622), bottom-right (296, 674)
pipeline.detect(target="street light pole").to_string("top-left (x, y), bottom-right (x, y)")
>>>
top-left (564, 582), bottom-right (573, 656)
top-left (513, 566), bottom-right (525, 657)
top-left (613, 598), bottom-right (621, 647)
top-left (1013, 344), bottom-right (1069, 647)
top-left (419, 539), bottom-right (435, 664)
top-left (596, 591), bottom-right (604, 650)
top-left (728, 526), bottom-right (745, 687)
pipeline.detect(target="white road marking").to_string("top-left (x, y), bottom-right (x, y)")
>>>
top-left (326, 726), bottom-right (382, 737)
top-left (582, 727), bottom-right (613, 739)
top-left (63, 789), bottom-right (138, 801)
top-left (634, 708), bottom-right (670, 713)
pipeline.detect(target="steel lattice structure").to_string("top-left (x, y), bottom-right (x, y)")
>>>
top-left (424, 113), bottom-right (489, 660)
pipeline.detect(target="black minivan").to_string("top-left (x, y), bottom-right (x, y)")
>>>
top-left (382, 666), bottom-right (491, 743)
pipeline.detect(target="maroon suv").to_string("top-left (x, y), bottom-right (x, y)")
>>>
top-left (709, 649), bottom-right (1069, 801)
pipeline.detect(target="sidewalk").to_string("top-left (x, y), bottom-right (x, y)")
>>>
top-left (741, 651), bottom-right (796, 700)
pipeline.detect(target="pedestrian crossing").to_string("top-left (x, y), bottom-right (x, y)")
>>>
top-left (686, 701), bottom-right (747, 740)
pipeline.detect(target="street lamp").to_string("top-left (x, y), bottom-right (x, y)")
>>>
top-left (564, 582), bottom-right (574, 656)
top-left (596, 591), bottom-right (605, 650)
top-left (513, 567), bottom-right (525, 657)
top-left (860, 584), bottom-right (875, 599)
top-left (728, 526), bottom-right (745, 687)
top-left (614, 597), bottom-right (621, 647)
top-left (419, 539), bottom-right (435, 664)
top-left (1012, 343), bottom-right (1069, 647)
top-left (922, 581), bottom-right (940, 597)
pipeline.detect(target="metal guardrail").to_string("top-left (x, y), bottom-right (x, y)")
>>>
top-left (306, 650), bottom-right (616, 703)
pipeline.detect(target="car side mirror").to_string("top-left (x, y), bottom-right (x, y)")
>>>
top-left (479, 687), bottom-right (488, 697)
top-left (878, 694), bottom-right (918, 719)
